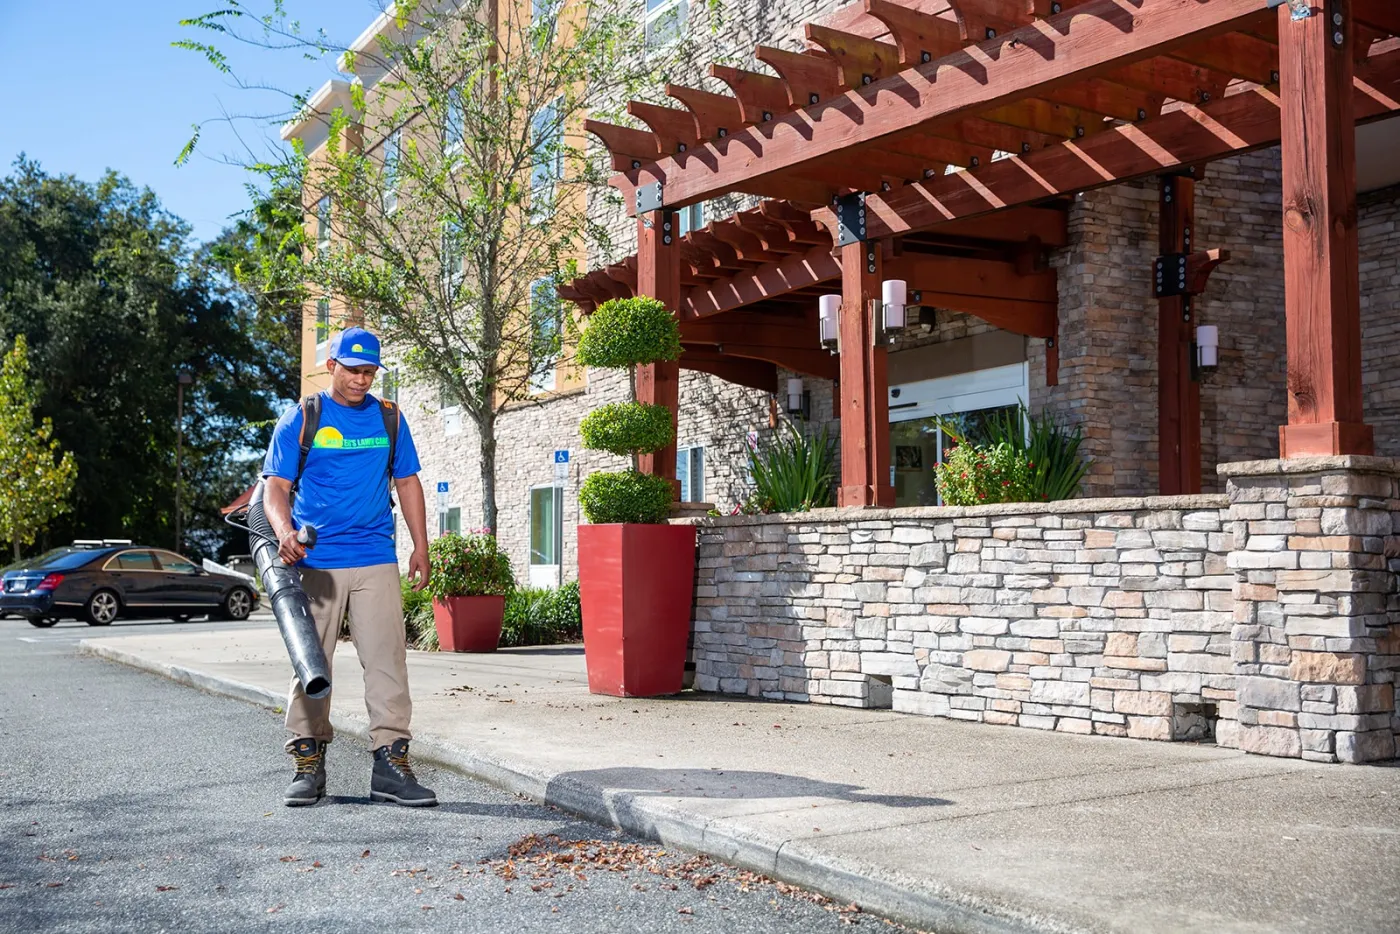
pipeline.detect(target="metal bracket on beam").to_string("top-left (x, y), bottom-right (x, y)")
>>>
top-left (636, 180), bottom-right (664, 214)
top-left (835, 192), bottom-right (867, 248)
top-left (1154, 253), bottom-right (1189, 298)
top-left (1267, 0), bottom-right (1313, 20)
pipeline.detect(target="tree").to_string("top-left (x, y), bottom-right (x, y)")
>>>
top-left (179, 0), bottom-right (675, 531)
top-left (0, 157), bottom-right (294, 556)
top-left (0, 336), bottom-right (78, 559)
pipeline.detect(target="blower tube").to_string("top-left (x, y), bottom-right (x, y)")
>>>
top-left (242, 479), bottom-right (331, 699)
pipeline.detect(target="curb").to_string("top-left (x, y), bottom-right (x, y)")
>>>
top-left (80, 640), bottom-right (1078, 934)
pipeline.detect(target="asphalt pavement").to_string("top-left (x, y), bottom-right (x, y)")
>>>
top-left (0, 618), bottom-right (911, 934)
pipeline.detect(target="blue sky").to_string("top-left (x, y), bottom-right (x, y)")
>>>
top-left (0, 0), bottom-right (380, 244)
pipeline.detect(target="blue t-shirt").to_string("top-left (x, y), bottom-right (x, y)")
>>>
top-left (262, 393), bottom-right (421, 569)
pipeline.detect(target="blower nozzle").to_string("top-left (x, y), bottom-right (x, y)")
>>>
top-left (227, 480), bottom-right (331, 700)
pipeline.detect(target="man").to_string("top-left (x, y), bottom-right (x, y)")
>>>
top-left (261, 326), bottom-right (436, 808)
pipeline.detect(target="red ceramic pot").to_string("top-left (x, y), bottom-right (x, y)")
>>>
top-left (578, 523), bottom-right (697, 697)
top-left (431, 595), bottom-right (506, 653)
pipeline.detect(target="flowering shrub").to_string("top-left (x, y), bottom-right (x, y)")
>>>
top-left (425, 529), bottom-right (514, 599)
top-left (934, 441), bottom-right (1037, 506)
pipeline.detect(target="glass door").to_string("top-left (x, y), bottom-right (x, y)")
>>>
top-left (888, 363), bottom-right (1029, 507)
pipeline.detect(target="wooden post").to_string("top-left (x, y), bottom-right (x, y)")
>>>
top-left (1158, 173), bottom-right (1203, 494)
top-left (1276, 0), bottom-right (1374, 456)
top-left (838, 240), bottom-right (894, 508)
top-left (636, 209), bottom-right (682, 492)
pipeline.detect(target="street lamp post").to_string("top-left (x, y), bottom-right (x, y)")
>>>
top-left (176, 370), bottom-right (194, 552)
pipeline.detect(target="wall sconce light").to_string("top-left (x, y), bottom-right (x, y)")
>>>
top-left (819, 294), bottom-right (840, 352)
top-left (785, 377), bottom-right (811, 420)
top-left (881, 279), bottom-right (908, 332)
top-left (1196, 325), bottom-right (1218, 368)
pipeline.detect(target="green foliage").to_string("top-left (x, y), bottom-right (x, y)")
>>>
top-left (0, 158), bottom-right (291, 558)
top-left (579, 402), bottom-right (674, 458)
top-left (401, 575), bottom-right (439, 651)
top-left (953, 402), bottom-right (1091, 502)
top-left (746, 421), bottom-right (836, 514)
top-left (935, 442), bottom-right (1037, 506)
top-left (501, 581), bottom-right (582, 648)
top-left (425, 531), bottom-right (514, 599)
top-left (579, 470), bottom-right (675, 525)
top-left (0, 336), bottom-right (77, 557)
top-left (576, 297), bottom-right (682, 370)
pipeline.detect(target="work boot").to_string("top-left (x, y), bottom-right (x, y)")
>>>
top-left (284, 738), bottom-right (327, 807)
top-left (370, 739), bottom-right (438, 807)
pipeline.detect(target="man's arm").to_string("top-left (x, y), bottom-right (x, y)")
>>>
top-left (263, 476), bottom-right (306, 565)
top-left (395, 474), bottom-right (430, 591)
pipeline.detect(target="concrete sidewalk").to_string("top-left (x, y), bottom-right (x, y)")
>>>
top-left (81, 624), bottom-right (1399, 934)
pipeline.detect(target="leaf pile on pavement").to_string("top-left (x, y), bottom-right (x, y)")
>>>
top-left (474, 834), bottom-right (904, 927)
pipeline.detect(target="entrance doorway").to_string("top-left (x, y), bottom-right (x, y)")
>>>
top-left (888, 362), bottom-right (1029, 507)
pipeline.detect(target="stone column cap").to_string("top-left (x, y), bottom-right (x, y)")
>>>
top-left (1218, 455), bottom-right (1400, 479)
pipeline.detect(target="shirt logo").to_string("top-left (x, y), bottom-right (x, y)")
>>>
top-left (312, 425), bottom-right (388, 450)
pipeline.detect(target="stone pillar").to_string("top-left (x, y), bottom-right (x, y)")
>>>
top-left (1222, 457), bottom-right (1399, 763)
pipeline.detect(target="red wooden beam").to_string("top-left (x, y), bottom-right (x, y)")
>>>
top-left (682, 342), bottom-right (840, 381)
top-left (1355, 0), bottom-right (1400, 38)
top-left (1276, 1), bottom-right (1372, 456)
top-left (677, 351), bottom-right (779, 393)
top-left (1157, 173), bottom-right (1201, 495)
top-left (851, 46), bottom-right (1400, 239)
top-left (709, 65), bottom-right (790, 125)
top-left (666, 84), bottom-right (745, 139)
top-left (839, 241), bottom-right (894, 508)
top-left (636, 209), bottom-right (683, 492)
top-left (683, 245), bottom-right (841, 319)
top-left (621, 0), bottom-right (1268, 210)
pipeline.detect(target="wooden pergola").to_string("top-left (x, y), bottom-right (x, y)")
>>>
top-left (564, 0), bottom-right (1400, 506)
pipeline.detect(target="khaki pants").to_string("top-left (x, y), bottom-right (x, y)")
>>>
top-left (284, 563), bottom-right (412, 752)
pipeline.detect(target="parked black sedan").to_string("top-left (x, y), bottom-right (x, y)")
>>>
top-left (1, 545), bottom-right (259, 627)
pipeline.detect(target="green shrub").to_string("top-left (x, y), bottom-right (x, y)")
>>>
top-left (398, 574), bottom-right (439, 649)
top-left (425, 531), bottom-right (514, 599)
top-left (501, 580), bottom-right (582, 648)
top-left (579, 470), bottom-right (675, 525)
top-left (978, 402), bottom-right (1090, 502)
top-left (747, 421), bottom-right (836, 514)
top-left (935, 441), bottom-right (1036, 506)
top-left (576, 296), bottom-right (681, 369)
top-left (579, 402), bottom-right (674, 457)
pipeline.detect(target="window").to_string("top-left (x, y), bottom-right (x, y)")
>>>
top-left (314, 298), bottom-right (331, 364)
top-left (645, 0), bottom-right (687, 47)
top-left (438, 506), bottom-right (461, 537)
top-left (441, 219), bottom-right (464, 299)
top-left (530, 97), bottom-right (564, 209)
top-left (526, 487), bottom-right (554, 565)
top-left (315, 195), bottom-right (331, 254)
top-left (676, 202), bottom-right (705, 236)
top-left (156, 552), bottom-right (199, 575)
top-left (380, 368), bottom-right (399, 403)
top-left (114, 551), bottom-right (158, 571)
top-left (532, 0), bottom-right (560, 30)
top-left (677, 445), bottom-right (704, 503)
top-left (439, 358), bottom-right (462, 436)
top-left (529, 278), bottom-right (559, 394)
top-left (382, 129), bottom-right (402, 214)
top-left (444, 85), bottom-right (465, 155)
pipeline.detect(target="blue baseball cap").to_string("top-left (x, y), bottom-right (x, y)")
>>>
top-left (329, 327), bottom-right (382, 368)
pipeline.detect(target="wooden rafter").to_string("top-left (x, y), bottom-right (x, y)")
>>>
top-left (611, 0), bottom-right (1272, 210)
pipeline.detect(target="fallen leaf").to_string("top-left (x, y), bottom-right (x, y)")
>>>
top-left (278, 856), bottom-right (299, 863)
top-left (155, 886), bottom-right (178, 892)
top-left (454, 893), bottom-right (465, 901)
top-left (266, 904), bottom-right (284, 914)
top-left (361, 850), bottom-right (371, 858)
top-left (421, 906), bottom-right (433, 911)
top-left (0, 884), bottom-right (16, 890)
top-left (678, 906), bottom-right (694, 915)
top-left (312, 861), bottom-right (323, 868)
top-left (45, 882), bottom-right (64, 889)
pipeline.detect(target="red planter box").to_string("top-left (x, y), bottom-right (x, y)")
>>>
top-left (578, 523), bottom-right (697, 697)
top-left (432, 595), bottom-right (506, 653)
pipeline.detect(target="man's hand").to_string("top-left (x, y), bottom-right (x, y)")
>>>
top-left (278, 529), bottom-right (307, 566)
top-left (408, 547), bottom-right (430, 591)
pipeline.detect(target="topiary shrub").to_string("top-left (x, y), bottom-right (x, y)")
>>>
top-left (425, 530), bottom-right (514, 599)
top-left (576, 296), bottom-right (683, 524)
top-left (579, 470), bottom-right (675, 525)
top-left (580, 402), bottom-right (675, 458)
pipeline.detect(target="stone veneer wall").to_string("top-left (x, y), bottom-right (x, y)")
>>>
top-left (1360, 183), bottom-right (1400, 456)
top-left (692, 496), bottom-right (1239, 743)
top-left (689, 458), bottom-right (1400, 763)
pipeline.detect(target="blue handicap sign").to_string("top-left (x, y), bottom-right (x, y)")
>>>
top-left (554, 450), bottom-right (570, 464)
top-left (436, 481), bottom-right (450, 493)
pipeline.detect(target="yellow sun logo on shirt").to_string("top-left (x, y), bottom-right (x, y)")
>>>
top-left (312, 426), bottom-right (345, 449)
